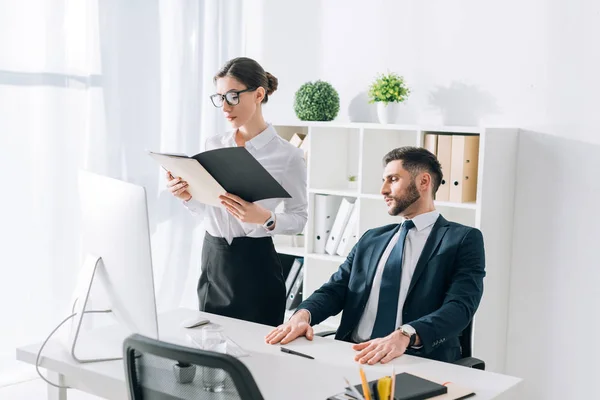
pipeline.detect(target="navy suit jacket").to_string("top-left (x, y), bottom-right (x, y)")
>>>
top-left (297, 215), bottom-right (485, 363)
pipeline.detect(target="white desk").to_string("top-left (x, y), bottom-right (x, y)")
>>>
top-left (16, 308), bottom-right (521, 400)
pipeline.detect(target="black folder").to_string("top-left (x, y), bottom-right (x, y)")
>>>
top-left (348, 373), bottom-right (448, 400)
top-left (149, 147), bottom-right (291, 207)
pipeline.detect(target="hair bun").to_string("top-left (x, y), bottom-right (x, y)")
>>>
top-left (265, 72), bottom-right (278, 96)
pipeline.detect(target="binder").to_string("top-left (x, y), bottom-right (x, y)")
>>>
top-left (449, 135), bottom-right (480, 203)
top-left (299, 133), bottom-right (310, 160)
top-left (423, 133), bottom-right (438, 155)
top-left (435, 135), bottom-right (453, 201)
top-left (289, 132), bottom-right (306, 148)
top-left (148, 147), bottom-right (291, 207)
top-left (286, 265), bottom-right (304, 310)
top-left (284, 258), bottom-right (303, 298)
top-left (335, 204), bottom-right (359, 257)
top-left (313, 195), bottom-right (342, 254)
top-left (325, 198), bottom-right (355, 255)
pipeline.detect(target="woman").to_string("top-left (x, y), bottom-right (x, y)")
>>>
top-left (166, 57), bottom-right (307, 326)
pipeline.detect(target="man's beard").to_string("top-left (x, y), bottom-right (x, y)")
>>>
top-left (387, 179), bottom-right (421, 216)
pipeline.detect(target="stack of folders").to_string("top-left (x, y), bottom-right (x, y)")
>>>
top-left (423, 133), bottom-right (480, 203)
top-left (285, 257), bottom-right (304, 310)
top-left (313, 195), bottom-right (358, 257)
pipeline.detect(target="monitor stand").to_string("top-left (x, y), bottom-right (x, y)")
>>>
top-left (68, 254), bottom-right (125, 363)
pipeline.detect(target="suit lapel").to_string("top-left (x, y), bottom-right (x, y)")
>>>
top-left (406, 215), bottom-right (450, 298)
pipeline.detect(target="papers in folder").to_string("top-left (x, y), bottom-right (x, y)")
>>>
top-left (149, 147), bottom-right (291, 208)
top-left (149, 151), bottom-right (225, 207)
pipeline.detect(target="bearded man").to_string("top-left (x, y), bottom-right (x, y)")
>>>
top-left (265, 146), bottom-right (486, 365)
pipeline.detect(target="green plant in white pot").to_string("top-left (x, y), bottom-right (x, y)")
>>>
top-left (347, 175), bottom-right (358, 190)
top-left (368, 72), bottom-right (410, 124)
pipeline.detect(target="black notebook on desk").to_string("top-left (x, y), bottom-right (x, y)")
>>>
top-left (347, 372), bottom-right (447, 400)
top-left (149, 147), bottom-right (291, 207)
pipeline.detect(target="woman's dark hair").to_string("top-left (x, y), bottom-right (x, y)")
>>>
top-left (383, 146), bottom-right (443, 196)
top-left (214, 57), bottom-right (278, 104)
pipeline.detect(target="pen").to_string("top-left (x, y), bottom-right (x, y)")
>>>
top-left (280, 347), bottom-right (314, 360)
top-left (390, 366), bottom-right (395, 400)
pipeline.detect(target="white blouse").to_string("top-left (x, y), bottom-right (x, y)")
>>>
top-left (184, 124), bottom-right (308, 244)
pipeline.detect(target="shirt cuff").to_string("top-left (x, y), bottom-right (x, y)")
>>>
top-left (293, 309), bottom-right (311, 325)
top-left (403, 324), bottom-right (423, 349)
top-left (183, 198), bottom-right (204, 215)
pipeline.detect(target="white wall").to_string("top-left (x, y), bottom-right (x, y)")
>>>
top-left (248, 0), bottom-right (600, 397)
top-left (507, 132), bottom-right (600, 398)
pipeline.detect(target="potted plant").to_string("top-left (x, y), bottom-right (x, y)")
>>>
top-left (294, 80), bottom-right (340, 121)
top-left (347, 175), bottom-right (358, 190)
top-left (172, 361), bottom-right (196, 383)
top-left (368, 72), bottom-right (410, 124)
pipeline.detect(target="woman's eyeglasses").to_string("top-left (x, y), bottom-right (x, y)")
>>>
top-left (210, 88), bottom-right (257, 107)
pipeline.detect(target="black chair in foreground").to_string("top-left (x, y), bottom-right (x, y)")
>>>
top-left (123, 333), bottom-right (265, 399)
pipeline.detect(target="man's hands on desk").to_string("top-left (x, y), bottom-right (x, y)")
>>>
top-left (265, 310), bottom-right (314, 345)
top-left (352, 330), bottom-right (411, 365)
top-left (265, 310), bottom-right (411, 365)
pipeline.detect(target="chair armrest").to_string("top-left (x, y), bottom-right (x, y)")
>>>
top-left (454, 357), bottom-right (485, 370)
top-left (315, 330), bottom-right (337, 338)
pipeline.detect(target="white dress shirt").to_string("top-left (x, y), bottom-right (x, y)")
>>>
top-left (352, 210), bottom-right (440, 343)
top-left (183, 124), bottom-right (308, 244)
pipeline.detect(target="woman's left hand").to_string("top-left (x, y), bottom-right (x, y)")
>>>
top-left (219, 193), bottom-right (271, 225)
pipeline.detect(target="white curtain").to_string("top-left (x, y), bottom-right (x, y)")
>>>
top-left (0, 0), bottom-right (243, 385)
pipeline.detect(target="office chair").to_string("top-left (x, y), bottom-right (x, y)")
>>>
top-left (123, 334), bottom-right (264, 400)
top-left (316, 319), bottom-right (485, 370)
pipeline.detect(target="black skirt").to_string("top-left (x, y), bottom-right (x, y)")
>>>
top-left (197, 232), bottom-right (286, 327)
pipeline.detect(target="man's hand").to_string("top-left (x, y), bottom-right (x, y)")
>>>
top-left (352, 330), bottom-right (410, 365)
top-left (265, 310), bottom-right (314, 345)
top-left (219, 193), bottom-right (271, 225)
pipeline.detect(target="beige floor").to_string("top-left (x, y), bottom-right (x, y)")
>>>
top-left (0, 378), bottom-right (103, 400)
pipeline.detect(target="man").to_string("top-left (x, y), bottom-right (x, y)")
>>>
top-left (265, 146), bottom-right (485, 365)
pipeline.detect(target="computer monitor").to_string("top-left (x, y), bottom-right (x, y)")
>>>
top-left (67, 170), bottom-right (159, 363)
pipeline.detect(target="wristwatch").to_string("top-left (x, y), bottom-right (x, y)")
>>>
top-left (398, 324), bottom-right (417, 347)
top-left (263, 211), bottom-right (276, 229)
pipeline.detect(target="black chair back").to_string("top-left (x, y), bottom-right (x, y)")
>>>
top-left (459, 319), bottom-right (473, 358)
top-left (123, 334), bottom-right (264, 400)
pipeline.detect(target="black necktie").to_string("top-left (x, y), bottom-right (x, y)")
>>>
top-left (370, 220), bottom-right (415, 339)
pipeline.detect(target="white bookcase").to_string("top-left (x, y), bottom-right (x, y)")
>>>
top-left (273, 121), bottom-right (518, 373)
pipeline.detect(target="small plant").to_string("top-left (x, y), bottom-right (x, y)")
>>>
top-left (294, 80), bottom-right (340, 121)
top-left (368, 72), bottom-right (410, 105)
top-left (348, 175), bottom-right (357, 182)
top-left (176, 361), bottom-right (192, 368)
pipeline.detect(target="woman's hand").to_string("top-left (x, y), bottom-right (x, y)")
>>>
top-left (219, 193), bottom-right (271, 225)
top-left (166, 171), bottom-right (192, 201)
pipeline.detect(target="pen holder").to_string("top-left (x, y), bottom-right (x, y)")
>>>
top-left (173, 362), bottom-right (196, 384)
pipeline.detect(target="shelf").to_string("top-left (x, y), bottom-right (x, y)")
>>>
top-left (306, 252), bottom-right (346, 263)
top-left (419, 125), bottom-right (482, 134)
top-left (275, 244), bottom-right (305, 258)
top-left (360, 193), bottom-right (383, 200)
top-left (309, 188), bottom-right (359, 197)
top-left (434, 200), bottom-right (477, 210)
top-left (272, 120), bottom-right (483, 134)
top-left (360, 193), bottom-right (477, 210)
